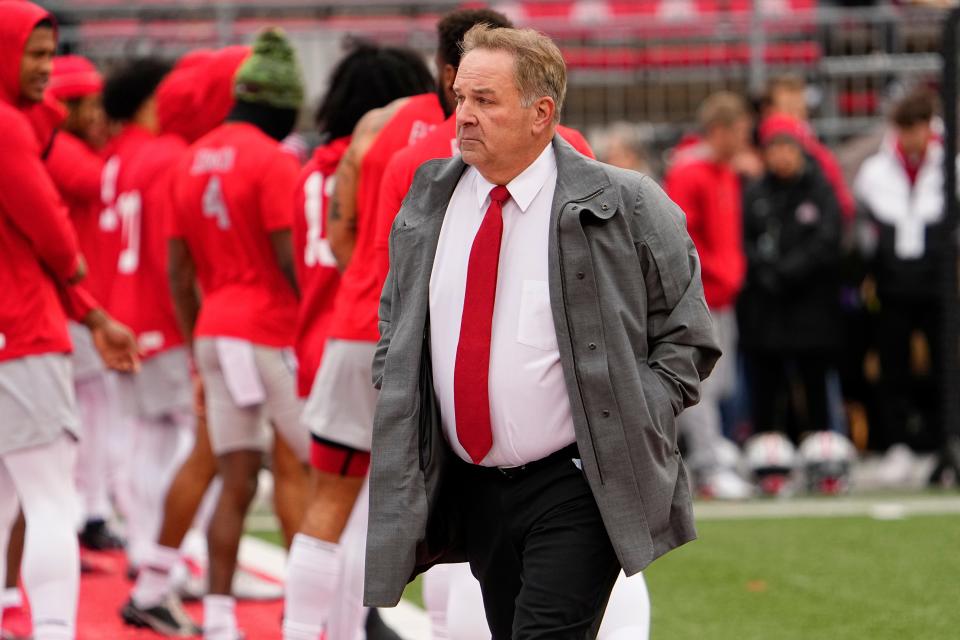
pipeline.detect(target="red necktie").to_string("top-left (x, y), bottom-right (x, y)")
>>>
top-left (454, 185), bottom-right (511, 464)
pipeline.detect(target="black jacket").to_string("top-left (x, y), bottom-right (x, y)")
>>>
top-left (738, 159), bottom-right (844, 352)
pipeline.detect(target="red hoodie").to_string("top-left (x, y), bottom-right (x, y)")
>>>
top-left (0, 0), bottom-right (97, 363)
top-left (664, 143), bottom-right (745, 310)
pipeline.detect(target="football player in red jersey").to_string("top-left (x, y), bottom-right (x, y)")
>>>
top-left (0, 3), bottom-right (138, 638)
top-left (283, 42), bottom-right (436, 640)
top-left (98, 59), bottom-right (204, 591)
top-left (43, 54), bottom-right (132, 553)
top-left (162, 30), bottom-right (307, 640)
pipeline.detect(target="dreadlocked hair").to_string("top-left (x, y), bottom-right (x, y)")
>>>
top-left (314, 41), bottom-right (435, 141)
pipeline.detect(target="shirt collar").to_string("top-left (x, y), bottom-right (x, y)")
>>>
top-left (473, 142), bottom-right (557, 213)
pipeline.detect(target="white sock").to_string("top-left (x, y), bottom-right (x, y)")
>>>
top-left (282, 534), bottom-right (339, 640)
top-left (203, 594), bottom-right (237, 640)
top-left (422, 565), bottom-right (453, 640)
top-left (132, 544), bottom-right (180, 608)
top-left (1, 587), bottom-right (21, 610)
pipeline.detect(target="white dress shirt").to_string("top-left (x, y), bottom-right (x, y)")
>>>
top-left (429, 143), bottom-right (576, 467)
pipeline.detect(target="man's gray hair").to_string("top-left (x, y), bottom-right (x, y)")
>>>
top-left (461, 24), bottom-right (567, 123)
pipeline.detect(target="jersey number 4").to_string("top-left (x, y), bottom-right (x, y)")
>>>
top-left (303, 171), bottom-right (337, 268)
top-left (203, 176), bottom-right (231, 230)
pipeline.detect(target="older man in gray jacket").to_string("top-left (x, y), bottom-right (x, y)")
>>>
top-left (365, 24), bottom-right (720, 639)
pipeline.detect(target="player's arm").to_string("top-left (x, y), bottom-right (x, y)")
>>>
top-left (329, 99), bottom-right (407, 270)
top-left (269, 229), bottom-right (299, 298)
top-left (168, 237), bottom-right (200, 350)
top-left (0, 121), bottom-right (84, 284)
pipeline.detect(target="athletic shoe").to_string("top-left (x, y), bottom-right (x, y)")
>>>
top-left (79, 519), bottom-right (125, 551)
top-left (1, 603), bottom-right (32, 640)
top-left (699, 469), bottom-right (754, 501)
top-left (365, 609), bottom-right (402, 640)
top-left (232, 568), bottom-right (283, 601)
top-left (120, 595), bottom-right (201, 637)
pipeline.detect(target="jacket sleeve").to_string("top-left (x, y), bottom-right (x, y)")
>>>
top-left (637, 177), bottom-right (721, 415)
top-left (0, 117), bottom-right (81, 283)
top-left (774, 178), bottom-right (843, 285)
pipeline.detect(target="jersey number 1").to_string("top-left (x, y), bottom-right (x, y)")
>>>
top-left (303, 171), bottom-right (337, 268)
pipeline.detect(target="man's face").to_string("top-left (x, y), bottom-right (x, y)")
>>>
top-left (764, 139), bottom-right (805, 179)
top-left (20, 26), bottom-right (56, 103)
top-left (897, 122), bottom-right (932, 158)
top-left (64, 93), bottom-right (108, 149)
top-left (454, 48), bottom-right (539, 179)
top-left (709, 115), bottom-right (751, 161)
top-left (772, 87), bottom-right (808, 122)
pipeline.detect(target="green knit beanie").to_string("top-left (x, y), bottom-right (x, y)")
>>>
top-left (234, 28), bottom-right (304, 110)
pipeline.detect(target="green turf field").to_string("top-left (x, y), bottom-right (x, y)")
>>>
top-left (250, 509), bottom-right (960, 639)
top-left (644, 514), bottom-right (960, 639)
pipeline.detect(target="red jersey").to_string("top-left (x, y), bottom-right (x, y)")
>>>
top-left (168, 122), bottom-right (300, 347)
top-left (292, 137), bottom-right (348, 396)
top-left (45, 130), bottom-right (112, 303)
top-left (664, 145), bottom-right (745, 309)
top-left (373, 117), bottom-right (595, 285)
top-left (328, 94), bottom-right (444, 342)
top-left (103, 125), bottom-right (187, 359)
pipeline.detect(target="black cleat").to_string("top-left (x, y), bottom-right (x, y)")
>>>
top-left (79, 519), bottom-right (125, 551)
top-left (365, 608), bottom-right (403, 640)
top-left (120, 596), bottom-right (201, 637)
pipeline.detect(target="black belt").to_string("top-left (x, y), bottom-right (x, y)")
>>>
top-left (465, 443), bottom-right (581, 480)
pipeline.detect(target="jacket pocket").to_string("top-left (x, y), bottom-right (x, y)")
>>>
top-left (516, 280), bottom-right (559, 351)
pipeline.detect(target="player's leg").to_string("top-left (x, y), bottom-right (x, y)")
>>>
top-left (4, 435), bottom-right (81, 640)
top-left (325, 480), bottom-right (370, 640)
top-left (74, 372), bottom-right (124, 550)
top-left (444, 563), bottom-right (490, 640)
top-left (283, 339), bottom-right (374, 640)
top-left (422, 564), bottom-right (454, 640)
top-left (205, 449), bottom-right (262, 639)
top-left (0, 489), bottom-right (21, 630)
top-left (196, 339), bottom-right (271, 640)
top-left (123, 406), bottom-right (214, 635)
top-left (270, 432), bottom-right (308, 548)
top-left (597, 572), bottom-right (650, 640)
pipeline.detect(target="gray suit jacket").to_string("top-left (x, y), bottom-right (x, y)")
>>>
top-left (364, 136), bottom-right (720, 607)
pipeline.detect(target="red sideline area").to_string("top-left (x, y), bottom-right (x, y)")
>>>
top-left (7, 550), bottom-right (284, 640)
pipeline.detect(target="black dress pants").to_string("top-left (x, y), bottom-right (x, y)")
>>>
top-left (455, 446), bottom-right (620, 640)
top-left (747, 350), bottom-right (833, 442)
top-left (875, 296), bottom-right (941, 451)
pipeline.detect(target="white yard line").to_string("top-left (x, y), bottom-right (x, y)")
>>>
top-left (693, 494), bottom-right (960, 521)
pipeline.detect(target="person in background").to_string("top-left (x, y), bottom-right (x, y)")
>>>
top-left (853, 88), bottom-right (946, 481)
top-left (664, 91), bottom-right (753, 500)
top-left (765, 74), bottom-right (856, 224)
top-left (739, 115), bottom-right (844, 446)
top-left (283, 41), bottom-right (438, 640)
top-left (45, 54), bottom-right (128, 553)
top-left (598, 121), bottom-right (654, 176)
top-left (0, 3), bottom-right (139, 638)
top-left (163, 29), bottom-right (308, 640)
